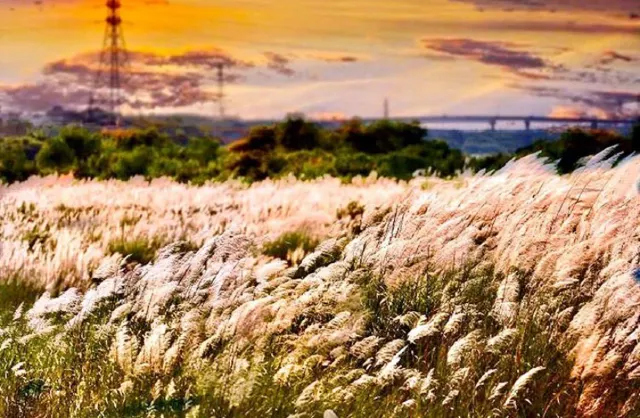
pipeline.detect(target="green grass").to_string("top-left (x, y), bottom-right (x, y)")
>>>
top-left (262, 231), bottom-right (319, 264)
top-left (0, 279), bottom-right (42, 323)
top-left (107, 236), bottom-right (164, 265)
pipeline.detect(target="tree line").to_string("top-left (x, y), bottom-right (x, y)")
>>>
top-left (0, 117), bottom-right (638, 184)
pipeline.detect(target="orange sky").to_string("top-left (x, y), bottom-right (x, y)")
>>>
top-left (0, 0), bottom-right (638, 119)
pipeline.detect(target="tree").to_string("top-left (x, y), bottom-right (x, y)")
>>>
top-left (110, 147), bottom-right (153, 180)
top-left (342, 120), bottom-right (427, 154)
top-left (229, 127), bottom-right (277, 153)
top-left (277, 117), bottom-right (321, 150)
top-left (0, 141), bottom-right (34, 183)
top-left (185, 137), bottom-right (220, 164)
top-left (59, 126), bottom-right (101, 160)
top-left (36, 138), bottom-right (76, 174)
top-left (58, 126), bottom-right (102, 177)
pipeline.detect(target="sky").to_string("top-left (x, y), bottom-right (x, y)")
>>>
top-left (0, 0), bottom-right (638, 120)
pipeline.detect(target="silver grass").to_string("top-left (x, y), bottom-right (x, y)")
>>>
top-left (378, 346), bottom-right (408, 383)
top-left (165, 379), bottom-right (178, 400)
top-left (504, 366), bottom-right (546, 409)
top-left (449, 367), bottom-right (470, 388)
top-left (475, 369), bottom-right (498, 391)
top-left (375, 339), bottom-right (406, 367)
top-left (351, 374), bottom-right (377, 388)
top-left (447, 330), bottom-right (483, 367)
top-left (330, 369), bottom-right (365, 386)
top-left (442, 389), bottom-right (459, 407)
top-left (489, 382), bottom-right (509, 401)
top-left (151, 379), bottom-right (164, 401)
top-left (109, 303), bottom-right (132, 324)
top-left (401, 399), bottom-right (416, 409)
top-left (298, 238), bottom-right (344, 274)
top-left (117, 380), bottom-right (134, 396)
top-left (135, 322), bottom-right (172, 374)
top-left (0, 338), bottom-right (13, 352)
top-left (92, 253), bottom-right (124, 282)
top-left (274, 363), bottom-right (305, 385)
top-left (295, 381), bottom-right (322, 407)
top-left (408, 312), bottom-right (450, 343)
top-left (486, 329), bottom-right (518, 354)
top-left (114, 322), bottom-right (139, 373)
top-left (326, 311), bottom-right (351, 329)
top-left (492, 274), bottom-right (520, 326)
top-left (13, 302), bottom-right (24, 321)
top-left (350, 336), bottom-right (383, 359)
top-left (419, 368), bottom-right (438, 395)
top-left (3, 158), bottom-right (640, 416)
top-left (394, 311), bottom-right (423, 328)
top-left (443, 311), bottom-right (467, 339)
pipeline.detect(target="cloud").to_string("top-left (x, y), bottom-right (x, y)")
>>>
top-left (453, 0), bottom-right (640, 16)
top-left (548, 105), bottom-right (592, 119)
top-left (512, 83), bottom-right (639, 118)
top-left (421, 38), bottom-right (553, 79)
top-left (0, 81), bottom-right (91, 113)
top-left (0, 48), bottom-right (302, 113)
top-left (462, 20), bottom-right (640, 34)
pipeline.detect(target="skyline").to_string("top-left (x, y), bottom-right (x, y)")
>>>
top-left (0, 0), bottom-right (638, 120)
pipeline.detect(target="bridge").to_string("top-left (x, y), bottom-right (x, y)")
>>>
top-left (240, 115), bottom-right (638, 131)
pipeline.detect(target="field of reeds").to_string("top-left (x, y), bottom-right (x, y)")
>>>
top-left (0, 149), bottom-right (639, 417)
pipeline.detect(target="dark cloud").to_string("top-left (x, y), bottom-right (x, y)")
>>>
top-left (453, 0), bottom-right (640, 16)
top-left (422, 38), bottom-right (550, 77)
top-left (314, 55), bottom-right (360, 63)
top-left (598, 50), bottom-right (635, 66)
top-left (463, 20), bottom-right (640, 34)
top-left (263, 52), bottom-right (296, 77)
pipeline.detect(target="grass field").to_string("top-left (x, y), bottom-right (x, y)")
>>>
top-left (0, 150), bottom-right (639, 417)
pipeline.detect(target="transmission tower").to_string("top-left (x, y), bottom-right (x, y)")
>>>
top-left (88, 0), bottom-right (130, 126)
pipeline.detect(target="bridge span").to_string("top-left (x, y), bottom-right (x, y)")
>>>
top-left (242, 115), bottom-right (638, 131)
